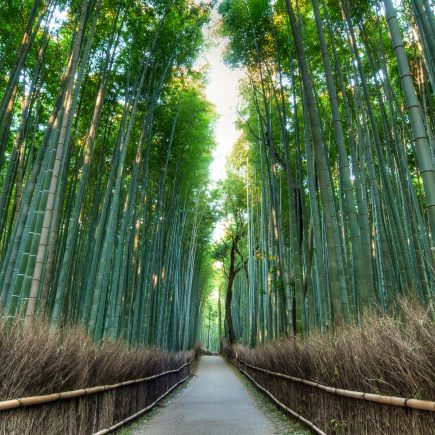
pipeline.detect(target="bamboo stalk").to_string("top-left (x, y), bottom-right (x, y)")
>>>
top-left (234, 357), bottom-right (435, 412)
top-left (0, 360), bottom-right (192, 411)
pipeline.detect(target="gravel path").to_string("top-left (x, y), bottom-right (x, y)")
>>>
top-left (133, 355), bottom-right (276, 435)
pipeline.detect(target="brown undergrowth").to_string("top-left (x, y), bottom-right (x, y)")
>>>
top-left (0, 318), bottom-right (197, 434)
top-left (227, 300), bottom-right (435, 434)
top-left (0, 318), bottom-right (194, 401)
top-left (233, 301), bottom-right (435, 399)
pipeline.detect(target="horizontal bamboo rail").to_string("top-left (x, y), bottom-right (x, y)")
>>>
top-left (93, 371), bottom-right (191, 434)
top-left (0, 359), bottom-right (192, 411)
top-left (235, 356), bottom-right (435, 412)
top-left (224, 354), bottom-right (326, 434)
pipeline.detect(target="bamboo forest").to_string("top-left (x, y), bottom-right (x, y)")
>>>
top-left (0, 0), bottom-right (434, 434)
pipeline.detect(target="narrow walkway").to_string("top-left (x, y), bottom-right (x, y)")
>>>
top-left (134, 355), bottom-right (276, 434)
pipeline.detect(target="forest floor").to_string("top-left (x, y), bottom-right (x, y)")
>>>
top-left (120, 355), bottom-right (309, 435)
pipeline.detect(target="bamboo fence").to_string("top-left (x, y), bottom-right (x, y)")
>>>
top-left (226, 352), bottom-right (435, 434)
top-left (224, 354), bottom-right (326, 434)
top-left (0, 359), bottom-right (193, 434)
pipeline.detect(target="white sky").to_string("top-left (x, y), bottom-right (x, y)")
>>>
top-left (194, 5), bottom-right (244, 242)
top-left (196, 6), bottom-right (244, 185)
top-left (54, 4), bottom-right (242, 188)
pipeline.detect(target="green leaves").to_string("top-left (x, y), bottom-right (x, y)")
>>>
top-left (0, 0), bottom-right (217, 350)
top-left (216, 0), bottom-right (435, 343)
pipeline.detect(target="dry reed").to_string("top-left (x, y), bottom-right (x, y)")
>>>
top-left (227, 300), bottom-right (435, 434)
top-left (0, 318), bottom-right (197, 434)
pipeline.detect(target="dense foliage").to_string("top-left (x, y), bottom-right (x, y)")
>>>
top-left (1, 0), bottom-right (434, 352)
top-left (0, 0), bottom-right (216, 350)
top-left (216, 0), bottom-right (435, 344)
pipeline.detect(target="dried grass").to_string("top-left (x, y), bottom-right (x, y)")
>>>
top-left (0, 318), bottom-right (197, 434)
top-left (228, 300), bottom-right (435, 434)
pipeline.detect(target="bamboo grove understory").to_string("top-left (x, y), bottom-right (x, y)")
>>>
top-left (0, 0), bottom-right (434, 351)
